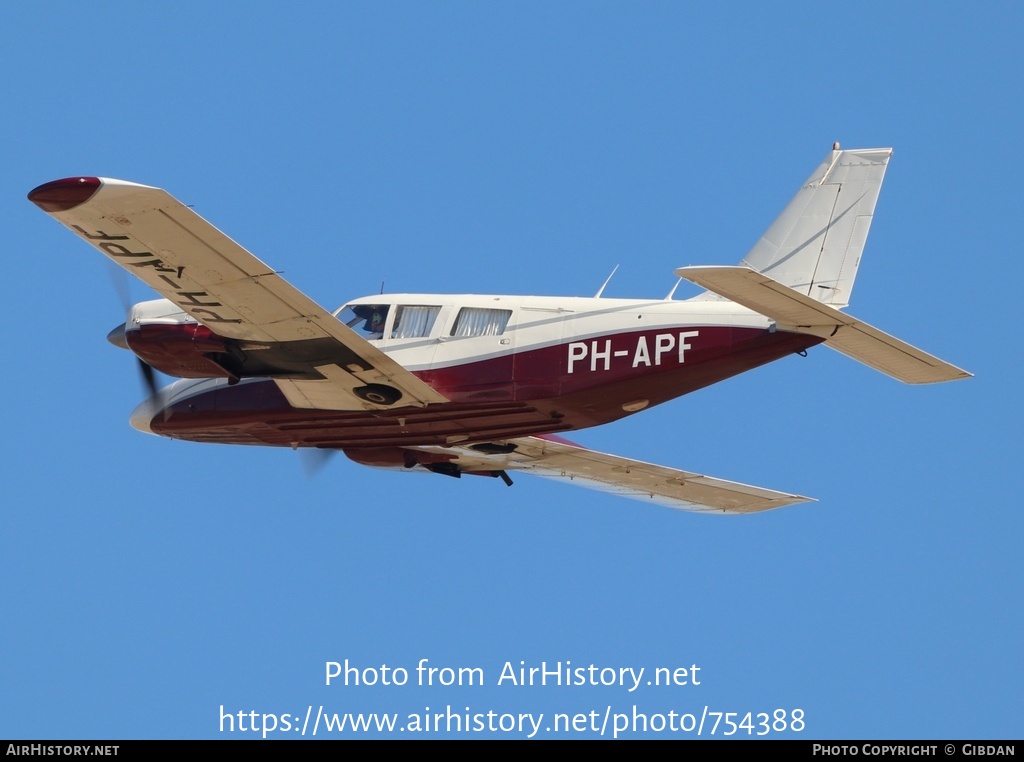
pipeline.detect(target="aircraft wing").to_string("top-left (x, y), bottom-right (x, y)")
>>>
top-left (28, 176), bottom-right (448, 410)
top-left (419, 436), bottom-right (814, 514)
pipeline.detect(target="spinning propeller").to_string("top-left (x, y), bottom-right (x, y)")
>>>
top-left (105, 264), bottom-right (166, 407)
top-left (299, 448), bottom-right (336, 478)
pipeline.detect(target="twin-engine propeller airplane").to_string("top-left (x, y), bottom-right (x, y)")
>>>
top-left (28, 145), bottom-right (969, 514)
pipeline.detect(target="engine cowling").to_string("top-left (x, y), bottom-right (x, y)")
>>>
top-left (113, 299), bottom-right (233, 379)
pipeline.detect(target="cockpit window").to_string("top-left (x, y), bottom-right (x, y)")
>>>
top-left (391, 305), bottom-right (441, 339)
top-left (338, 304), bottom-right (390, 339)
top-left (450, 308), bottom-right (512, 337)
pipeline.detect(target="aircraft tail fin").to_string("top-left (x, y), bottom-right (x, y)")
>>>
top-left (738, 146), bottom-right (892, 309)
top-left (675, 266), bottom-right (971, 384)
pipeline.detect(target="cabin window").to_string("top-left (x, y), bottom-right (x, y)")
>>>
top-left (391, 305), bottom-right (441, 339)
top-left (338, 304), bottom-right (391, 339)
top-left (450, 307), bottom-right (512, 337)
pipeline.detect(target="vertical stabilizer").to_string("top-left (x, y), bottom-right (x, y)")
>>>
top-left (740, 146), bottom-right (892, 308)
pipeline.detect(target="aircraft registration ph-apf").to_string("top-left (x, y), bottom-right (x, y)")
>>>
top-left (28, 145), bottom-right (970, 514)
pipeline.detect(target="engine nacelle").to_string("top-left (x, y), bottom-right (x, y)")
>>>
top-left (342, 446), bottom-right (513, 485)
top-left (343, 447), bottom-right (454, 470)
top-left (115, 299), bottom-right (234, 379)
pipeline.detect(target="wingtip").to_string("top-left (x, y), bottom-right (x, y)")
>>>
top-left (27, 176), bottom-right (101, 212)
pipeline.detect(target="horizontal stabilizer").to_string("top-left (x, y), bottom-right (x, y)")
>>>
top-left (676, 266), bottom-right (971, 384)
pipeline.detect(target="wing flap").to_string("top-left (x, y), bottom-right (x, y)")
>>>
top-left (30, 176), bottom-right (448, 408)
top-left (676, 265), bottom-right (971, 384)
top-left (430, 436), bottom-right (813, 514)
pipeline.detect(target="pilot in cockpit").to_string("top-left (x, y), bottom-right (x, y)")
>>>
top-left (366, 308), bottom-right (387, 339)
top-left (339, 303), bottom-right (390, 340)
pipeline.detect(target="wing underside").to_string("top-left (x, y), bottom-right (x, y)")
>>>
top-left (29, 176), bottom-right (447, 410)
top-left (416, 436), bottom-right (814, 514)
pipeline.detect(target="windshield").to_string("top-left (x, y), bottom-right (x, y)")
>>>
top-left (337, 304), bottom-right (390, 339)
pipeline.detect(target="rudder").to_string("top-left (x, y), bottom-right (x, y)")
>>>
top-left (740, 145), bottom-right (892, 308)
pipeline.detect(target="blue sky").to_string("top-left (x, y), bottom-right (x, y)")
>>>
top-left (2, 2), bottom-right (1020, 739)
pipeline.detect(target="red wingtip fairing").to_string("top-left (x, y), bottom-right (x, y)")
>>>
top-left (27, 177), bottom-right (101, 212)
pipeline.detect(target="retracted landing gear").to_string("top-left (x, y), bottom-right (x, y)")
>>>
top-left (353, 384), bottom-right (402, 405)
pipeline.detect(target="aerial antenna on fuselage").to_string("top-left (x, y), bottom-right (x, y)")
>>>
top-left (664, 277), bottom-right (683, 301)
top-left (594, 265), bottom-right (619, 298)
top-left (380, 279), bottom-right (385, 294)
